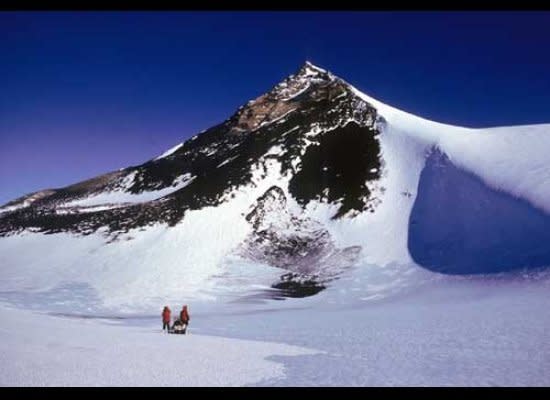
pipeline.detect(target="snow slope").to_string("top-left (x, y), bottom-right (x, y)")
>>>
top-left (155, 142), bottom-right (184, 160)
top-left (353, 86), bottom-right (550, 215)
top-left (0, 304), bottom-right (318, 386)
top-left (62, 173), bottom-right (196, 208)
top-left (312, 85), bottom-right (550, 269)
top-left (0, 159), bottom-right (290, 311)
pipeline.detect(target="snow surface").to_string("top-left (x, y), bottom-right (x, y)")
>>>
top-left (155, 142), bottom-right (184, 160)
top-left (0, 157), bottom-right (293, 311)
top-left (0, 197), bottom-right (42, 214)
top-left (258, 107), bottom-right (297, 127)
top-left (0, 304), bottom-right (318, 386)
top-left (62, 173), bottom-right (195, 208)
top-left (216, 155), bottom-right (240, 168)
top-left (351, 86), bottom-right (550, 215)
top-left (1, 265), bottom-right (550, 386)
top-left (0, 204), bottom-right (25, 214)
top-left (302, 61), bottom-right (328, 76)
top-left (203, 270), bottom-right (550, 386)
top-left (55, 204), bottom-right (126, 214)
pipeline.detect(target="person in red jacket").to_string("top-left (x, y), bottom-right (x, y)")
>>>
top-left (180, 305), bottom-right (190, 334)
top-left (162, 306), bottom-right (171, 332)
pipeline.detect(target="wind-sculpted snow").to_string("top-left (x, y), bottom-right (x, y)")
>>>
top-left (352, 86), bottom-right (550, 216)
top-left (408, 150), bottom-right (550, 274)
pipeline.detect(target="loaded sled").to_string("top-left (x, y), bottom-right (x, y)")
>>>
top-left (168, 319), bottom-right (188, 334)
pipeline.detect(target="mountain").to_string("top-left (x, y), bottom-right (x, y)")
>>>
top-left (1, 62), bottom-right (550, 309)
top-left (0, 62), bottom-right (381, 234)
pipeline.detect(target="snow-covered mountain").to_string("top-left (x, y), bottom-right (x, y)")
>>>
top-left (1, 61), bottom-right (550, 309)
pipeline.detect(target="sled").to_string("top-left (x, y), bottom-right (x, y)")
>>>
top-left (168, 328), bottom-right (187, 335)
top-left (168, 321), bottom-right (188, 335)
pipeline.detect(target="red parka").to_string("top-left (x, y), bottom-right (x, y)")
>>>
top-left (162, 307), bottom-right (171, 323)
top-left (180, 305), bottom-right (190, 323)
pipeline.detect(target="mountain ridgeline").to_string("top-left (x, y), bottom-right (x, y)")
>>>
top-left (0, 62), bottom-right (383, 238)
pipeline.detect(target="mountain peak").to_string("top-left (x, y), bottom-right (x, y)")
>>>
top-left (299, 60), bottom-right (327, 75)
top-left (264, 61), bottom-right (336, 104)
top-left (294, 61), bottom-right (331, 81)
top-left (231, 61), bottom-right (348, 134)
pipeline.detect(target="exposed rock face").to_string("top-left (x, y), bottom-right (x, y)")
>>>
top-left (289, 121), bottom-right (382, 219)
top-left (240, 186), bottom-right (362, 280)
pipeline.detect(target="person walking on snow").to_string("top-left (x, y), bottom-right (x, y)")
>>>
top-left (180, 305), bottom-right (190, 334)
top-left (162, 306), bottom-right (171, 332)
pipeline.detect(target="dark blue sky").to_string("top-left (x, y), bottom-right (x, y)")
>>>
top-left (1, 11), bottom-right (550, 204)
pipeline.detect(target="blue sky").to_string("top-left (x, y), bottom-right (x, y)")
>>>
top-left (1, 11), bottom-right (550, 204)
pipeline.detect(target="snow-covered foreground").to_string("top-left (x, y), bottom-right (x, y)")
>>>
top-left (1, 267), bottom-right (550, 386)
top-left (0, 304), bottom-right (318, 386)
top-left (200, 273), bottom-right (550, 386)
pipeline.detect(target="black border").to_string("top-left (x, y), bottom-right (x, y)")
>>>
top-left (1, 2), bottom-right (550, 11)
top-left (1, 2), bottom-right (550, 394)
top-left (2, 386), bottom-right (550, 395)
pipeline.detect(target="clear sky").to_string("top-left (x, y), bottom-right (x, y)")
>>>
top-left (1, 11), bottom-right (550, 204)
